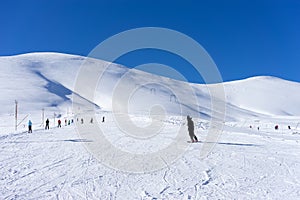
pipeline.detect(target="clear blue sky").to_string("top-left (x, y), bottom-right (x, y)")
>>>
top-left (0, 0), bottom-right (299, 83)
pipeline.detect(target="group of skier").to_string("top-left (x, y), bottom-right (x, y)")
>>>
top-left (249, 124), bottom-right (293, 131)
top-left (76, 116), bottom-right (105, 124)
top-left (27, 118), bottom-right (74, 133)
top-left (27, 115), bottom-right (198, 142)
top-left (26, 112), bottom-right (298, 143)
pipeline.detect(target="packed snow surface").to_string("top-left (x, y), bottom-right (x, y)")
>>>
top-left (1, 53), bottom-right (300, 199)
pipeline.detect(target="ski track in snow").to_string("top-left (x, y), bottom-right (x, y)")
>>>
top-left (1, 116), bottom-right (300, 199)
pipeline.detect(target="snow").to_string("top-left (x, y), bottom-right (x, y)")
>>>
top-left (224, 76), bottom-right (300, 116)
top-left (1, 52), bottom-right (300, 199)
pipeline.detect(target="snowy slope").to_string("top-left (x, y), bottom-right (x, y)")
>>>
top-left (1, 52), bottom-right (300, 119)
top-left (0, 53), bottom-right (79, 114)
top-left (1, 111), bottom-right (300, 199)
top-left (224, 76), bottom-right (300, 116)
top-left (1, 53), bottom-right (300, 199)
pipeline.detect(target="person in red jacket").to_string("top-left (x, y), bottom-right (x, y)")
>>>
top-left (58, 119), bottom-right (61, 128)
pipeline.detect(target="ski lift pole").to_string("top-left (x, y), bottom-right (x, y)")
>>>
top-left (15, 100), bottom-right (18, 131)
top-left (42, 108), bottom-right (45, 127)
top-left (54, 112), bottom-right (56, 127)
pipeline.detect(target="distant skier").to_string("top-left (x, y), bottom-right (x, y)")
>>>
top-left (275, 125), bottom-right (279, 130)
top-left (90, 117), bottom-right (93, 124)
top-left (65, 119), bottom-right (67, 126)
top-left (102, 116), bottom-right (105, 123)
top-left (81, 118), bottom-right (84, 124)
top-left (45, 118), bottom-right (50, 130)
top-left (28, 120), bottom-right (32, 133)
top-left (187, 115), bottom-right (198, 142)
top-left (58, 119), bottom-right (61, 128)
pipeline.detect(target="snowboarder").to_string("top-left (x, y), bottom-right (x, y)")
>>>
top-left (28, 120), bottom-right (32, 133)
top-left (45, 118), bottom-right (50, 130)
top-left (187, 115), bottom-right (198, 142)
top-left (58, 119), bottom-right (61, 128)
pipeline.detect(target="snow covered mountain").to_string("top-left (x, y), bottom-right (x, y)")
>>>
top-left (1, 53), bottom-right (300, 199)
top-left (1, 52), bottom-right (300, 119)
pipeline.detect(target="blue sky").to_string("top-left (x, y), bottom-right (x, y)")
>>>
top-left (0, 0), bottom-right (299, 83)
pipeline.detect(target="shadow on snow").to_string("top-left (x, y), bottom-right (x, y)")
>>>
top-left (192, 141), bottom-right (260, 147)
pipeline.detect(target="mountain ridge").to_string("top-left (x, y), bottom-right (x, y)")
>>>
top-left (1, 52), bottom-right (299, 119)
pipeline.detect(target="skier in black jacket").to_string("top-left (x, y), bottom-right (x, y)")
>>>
top-left (45, 118), bottom-right (50, 130)
top-left (187, 115), bottom-right (198, 142)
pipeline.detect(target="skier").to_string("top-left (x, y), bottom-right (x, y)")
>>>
top-left (45, 118), bottom-right (50, 130)
top-left (65, 119), bottom-right (67, 126)
top-left (275, 125), bottom-right (279, 130)
top-left (187, 115), bottom-right (198, 142)
top-left (28, 120), bottom-right (32, 133)
top-left (58, 119), bottom-right (61, 128)
top-left (81, 118), bottom-right (84, 124)
top-left (90, 117), bottom-right (93, 124)
top-left (102, 116), bottom-right (105, 123)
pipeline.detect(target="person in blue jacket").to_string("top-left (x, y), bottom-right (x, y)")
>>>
top-left (28, 120), bottom-right (32, 133)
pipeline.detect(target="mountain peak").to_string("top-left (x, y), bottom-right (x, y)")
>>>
top-left (1, 52), bottom-right (300, 118)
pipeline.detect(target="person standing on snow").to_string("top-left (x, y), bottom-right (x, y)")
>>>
top-left (45, 118), bottom-right (50, 130)
top-left (58, 119), bottom-right (61, 128)
top-left (28, 120), bottom-right (32, 133)
top-left (187, 115), bottom-right (198, 142)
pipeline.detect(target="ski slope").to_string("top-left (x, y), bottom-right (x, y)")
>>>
top-left (1, 115), bottom-right (300, 199)
top-left (1, 53), bottom-right (300, 199)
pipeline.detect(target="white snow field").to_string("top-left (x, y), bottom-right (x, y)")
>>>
top-left (1, 53), bottom-right (300, 199)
